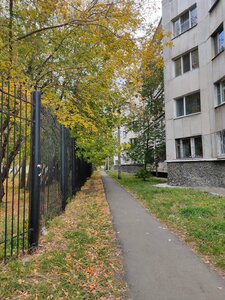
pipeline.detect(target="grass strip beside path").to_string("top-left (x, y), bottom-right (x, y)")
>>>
top-left (0, 173), bottom-right (127, 300)
top-left (108, 171), bottom-right (225, 278)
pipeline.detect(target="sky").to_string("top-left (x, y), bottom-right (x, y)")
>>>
top-left (142, 0), bottom-right (162, 25)
top-left (136, 0), bottom-right (162, 37)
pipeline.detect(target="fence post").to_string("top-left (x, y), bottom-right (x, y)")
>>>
top-left (60, 125), bottom-right (67, 210)
top-left (71, 138), bottom-right (76, 195)
top-left (28, 91), bottom-right (41, 251)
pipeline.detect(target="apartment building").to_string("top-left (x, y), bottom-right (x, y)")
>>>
top-left (113, 127), bottom-right (138, 169)
top-left (162, 0), bottom-right (225, 186)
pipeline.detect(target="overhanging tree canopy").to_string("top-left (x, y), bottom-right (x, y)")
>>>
top-left (0, 0), bottom-right (161, 166)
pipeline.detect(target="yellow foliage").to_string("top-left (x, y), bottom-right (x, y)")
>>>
top-left (0, 0), bottom-right (161, 165)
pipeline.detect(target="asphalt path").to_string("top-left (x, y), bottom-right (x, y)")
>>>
top-left (101, 172), bottom-right (225, 300)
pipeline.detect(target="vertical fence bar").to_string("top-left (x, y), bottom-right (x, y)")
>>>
top-left (22, 87), bottom-right (28, 253)
top-left (4, 81), bottom-right (10, 260)
top-left (16, 84), bottom-right (22, 256)
top-left (60, 125), bottom-right (67, 211)
top-left (10, 83), bottom-right (16, 256)
top-left (28, 91), bottom-right (41, 251)
top-left (0, 78), bottom-right (3, 259)
top-left (71, 138), bottom-right (76, 196)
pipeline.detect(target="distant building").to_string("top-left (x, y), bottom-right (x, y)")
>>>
top-left (113, 126), bottom-right (142, 173)
top-left (113, 121), bottom-right (167, 175)
top-left (162, 0), bottom-right (225, 186)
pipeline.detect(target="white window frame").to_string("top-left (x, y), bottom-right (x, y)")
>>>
top-left (176, 136), bottom-right (203, 159)
top-left (175, 92), bottom-right (201, 117)
top-left (173, 5), bottom-right (197, 38)
top-left (217, 130), bottom-right (225, 156)
top-left (174, 48), bottom-right (199, 77)
top-left (215, 79), bottom-right (225, 106)
top-left (130, 138), bottom-right (137, 145)
top-left (212, 24), bottom-right (224, 56)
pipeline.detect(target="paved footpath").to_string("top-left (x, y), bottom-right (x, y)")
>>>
top-left (101, 172), bottom-right (225, 300)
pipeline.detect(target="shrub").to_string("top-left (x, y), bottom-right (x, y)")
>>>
top-left (135, 168), bottom-right (151, 181)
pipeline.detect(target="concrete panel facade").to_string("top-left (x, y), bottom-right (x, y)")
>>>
top-left (162, 0), bottom-right (225, 186)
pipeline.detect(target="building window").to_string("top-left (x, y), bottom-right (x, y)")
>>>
top-left (130, 138), bottom-right (137, 145)
top-left (217, 130), bottom-right (225, 155)
top-left (212, 24), bottom-right (224, 56)
top-left (173, 6), bottom-right (197, 38)
top-left (174, 48), bottom-right (199, 77)
top-left (175, 92), bottom-right (201, 117)
top-left (176, 136), bottom-right (203, 159)
top-left (180, 11), bottom-right (190, 33)
top-left (175, 58), bottom-right (182, 76)
top-left (191, 48), bottom-right (199, 69)
top-left (183, 53), bottom-right (191, 73)
top-left (215, 79), bottom-right (225, 106)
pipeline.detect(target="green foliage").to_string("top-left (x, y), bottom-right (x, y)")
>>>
top-left (0, 0), bottom-right (154, 165)
top-left (180, 206), bottom-right (214, 218)
top-left (135, 168), bottom-right (152, 181)
top-left (126, 25), bottom-right (166, 168)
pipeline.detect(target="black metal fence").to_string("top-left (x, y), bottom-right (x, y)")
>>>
top-left (0, 82), bottom-right (92, 262)
top-left (0, 80), bottom-right (31, 261)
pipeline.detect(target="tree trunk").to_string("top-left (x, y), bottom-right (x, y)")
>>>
top-left (117, 126), bottom-right (122, 180)
top-left (0, 177), bottom-right (5, 203)
top-left (107, 157), bottom-right (110, 171)
top-left (144, 121), bottom-right (150, 171)
top-left (144, 139), bottom-right (149, 171)
top-left (155, 164), bottom-right (158, 177)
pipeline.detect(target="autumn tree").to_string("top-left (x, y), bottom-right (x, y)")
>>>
top-left (127, 23), bottom-right (166, 172)
top-left (0, 0), bottom-right (147, 201)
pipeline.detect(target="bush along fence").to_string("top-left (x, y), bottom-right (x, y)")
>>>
top-left (0, 80), bottom-right (92, 262)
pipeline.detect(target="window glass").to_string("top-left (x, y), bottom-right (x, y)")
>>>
top-left (176, 98), bottom-right (184, 117)
top-left (183, 53), bottom-right (191, 73)
top-left (191, 49), bottom-right (199, 69)
top-left (214, 34), bottom-right (219, 55)
top-left (130, 138), bottom-right (137, 145)
top-left (190, 7), bottom-right (197, 27)
top-left (176, 136), bottom-right (203, 159)
top-left (182, 138), bottom-right (191, 158)
top-left (216, 80), bottom-right (225, 105)
top-left (213, 25), bottom-right (224, 55)
top-left (216, 83), bottom-right (221, 105)
top-left (186, 93), bottom-right (201, 115)
top-left (221, 80), bottom-right (225, 103)
top-left (219, 130), bottom-right (225, 154)
top-left (175, 58), bottom-right (182, 76)
top-left (222, 130), bottom-right (225, 154)
top-left (176, 140), bottom-right (181, 158)
top-left (219, 30), bottom-right (225, 52)
top-left (173, 19), bottom-right (180, 37)
top-left (194, 136), bottom-right (203, 157)
top-left (180, 12), bottom-right (190, 33)
top-left (173, 6), bottom-right (197, 37)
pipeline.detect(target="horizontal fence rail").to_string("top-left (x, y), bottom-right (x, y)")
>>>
top-left (0, 81), bottom-right (92, 262)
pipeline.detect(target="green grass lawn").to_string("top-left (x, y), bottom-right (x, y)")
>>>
top-left (108, 171), bottom-right (225, 274)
